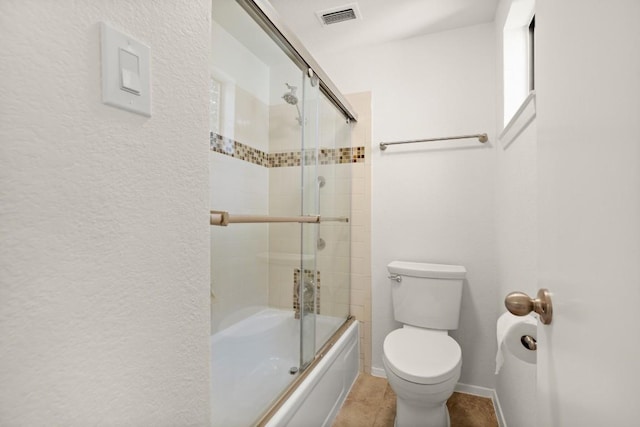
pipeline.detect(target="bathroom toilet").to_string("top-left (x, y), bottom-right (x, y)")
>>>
top-left (383, 261), bottom-right (466, 427)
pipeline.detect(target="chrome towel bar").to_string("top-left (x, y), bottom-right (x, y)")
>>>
top-left (210, 211), bottom-right (348, 226)
top-left (379, 133), bottom-right (488, 151)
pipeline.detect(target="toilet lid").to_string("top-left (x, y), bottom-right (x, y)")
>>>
top-left (383, 328), bottom-right (461, 385)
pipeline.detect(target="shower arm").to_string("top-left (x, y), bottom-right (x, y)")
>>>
top-left (295, 103), bottom-right (302, 124)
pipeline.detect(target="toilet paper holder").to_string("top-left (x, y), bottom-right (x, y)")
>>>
top-left (505, 288), bottom-right (553, 325)
top-left (521, 335), bottom-right (537, 351)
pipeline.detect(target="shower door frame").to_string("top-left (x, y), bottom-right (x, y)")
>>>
top-left (299, 70), bottom-right (320, 371)
top-left (235, 0), bottom-right (358, 123)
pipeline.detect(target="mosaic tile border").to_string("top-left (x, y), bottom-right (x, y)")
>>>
top-left (211, 132), bottom-right (365, 168)
top-left (293, 269), bottom-right (321, 319)
top-left (210, 133), bottom-right (269, 167)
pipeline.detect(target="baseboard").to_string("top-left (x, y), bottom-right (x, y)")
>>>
top-left (370, 366), bottom-right (386, 378)
top-left (454, 383), bottom-right (507, 427)
top-left (454, 382), bottom-right (494, 398)
top-left (492, 388), bottom-right (507, 427)
top-left (369, 373), bottom-right (507, 426)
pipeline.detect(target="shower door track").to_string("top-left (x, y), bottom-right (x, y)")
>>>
top-left (255, 315), bottom-right (356, 427)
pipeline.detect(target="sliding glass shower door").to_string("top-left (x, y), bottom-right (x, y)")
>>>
top-left (299, 75), bottom-right (353, 369)
top-left (300, 71), bottom-right (320, 369)
top-left (315, 95), bottom-right (352, 340)
top-left (209, 0), bottom-right (352, 424)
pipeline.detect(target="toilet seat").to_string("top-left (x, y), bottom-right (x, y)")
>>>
top-left (383, 328), bottom-right (461, 385)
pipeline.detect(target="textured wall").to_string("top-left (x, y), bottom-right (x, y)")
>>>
top-left (318, 23), bottom-right (499, 389)
top-left (0, 1), bottom-right (211, 425)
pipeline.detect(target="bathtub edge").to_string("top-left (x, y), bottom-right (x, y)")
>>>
top-left (262, 319), bottom-right (359, 427)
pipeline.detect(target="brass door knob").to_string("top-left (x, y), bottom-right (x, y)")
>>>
top-left (505, 288), bottom-right (553, 325)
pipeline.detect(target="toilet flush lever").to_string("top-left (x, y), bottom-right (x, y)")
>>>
top-left (388, 274), bottom-right (402, 283)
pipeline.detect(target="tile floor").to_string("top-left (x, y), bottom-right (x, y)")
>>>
top-left (333, 374), bottom-right (499, 427)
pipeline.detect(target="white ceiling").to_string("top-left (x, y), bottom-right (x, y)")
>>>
top-left (268, 0), bottom-right (499, 56)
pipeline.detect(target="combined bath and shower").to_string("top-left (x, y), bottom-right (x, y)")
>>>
top-left (282, 83), bottom-right (302, 125)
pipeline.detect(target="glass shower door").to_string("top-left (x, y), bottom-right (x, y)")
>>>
top-left (299, 71), bottom-right (319, 369)
top-left (209, 0), bottom-right (309, 424)
top-left (315, 95), bottom-right (352, 341)
top-left (209, 2), bottom-right (354, 424)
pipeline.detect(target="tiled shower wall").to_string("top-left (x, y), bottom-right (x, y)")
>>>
top-left (209, 86), bottom-right (270, 334)
top-left (209, 86), bottom-right (372, 374)
top-left (210, 19), bottom-right (371, 372)
top-left (268, 104), bottom-right (302, 310)
top-left (315, 162), bottom-right (351, 318)
top-left (267, 161), bottom-right (352, 318)
top-left (315, 96), bottom-right (354, 320)
top-left (346, 92), bottom-right (372, 373)
top-left (207, 9), bottom-right (370, 422)
top-left (267, 100), bottom-right (354, 317)
top-left (267, 164), bottom-right (302, 309)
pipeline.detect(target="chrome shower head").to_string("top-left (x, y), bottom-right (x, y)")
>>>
top-left (282, 83), bottom-right (298, 105)
top-left (283, 92), bottom-right (298, 105)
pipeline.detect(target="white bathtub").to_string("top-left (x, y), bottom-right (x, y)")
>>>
top-left (210, 308), bottom-right (359, 427)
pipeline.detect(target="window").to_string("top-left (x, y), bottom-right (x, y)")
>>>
top-left (528, 16), bottom-right (536, 92)
top-left (209, 77), bottom-right (221, 135)
top-left (502, 0), bottom-right (536, 127)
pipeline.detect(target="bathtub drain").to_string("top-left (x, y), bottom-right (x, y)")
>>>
top-left (289, 366), bottom-right (299, 375)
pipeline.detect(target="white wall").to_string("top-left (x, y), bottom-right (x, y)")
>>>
top-left (318, 23), bottom-right (499, 388)
top-left (0, 1), bottom-right (211, 425)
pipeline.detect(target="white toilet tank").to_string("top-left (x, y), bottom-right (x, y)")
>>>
top-left (387, 261), bottom-right (466, 330)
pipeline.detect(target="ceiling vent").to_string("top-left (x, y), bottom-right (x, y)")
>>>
top-left (316, 3), bottom-right (362, 26)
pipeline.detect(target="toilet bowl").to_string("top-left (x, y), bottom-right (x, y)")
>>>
top-left (383, 327), bottom-right (462, 426)
top-left (383, 261), bottom-right (466, 427)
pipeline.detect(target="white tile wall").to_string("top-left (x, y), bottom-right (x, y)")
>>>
top-left (345, 92), bottom-right (373, 373)
top-left (209, 71), bottom-right (371, 379)
top-left (210, 149), bottom-right (269, 333)
top-left (268, 167), bottom-right (302, 309)
top-left (269, 104), bottom-right (303, 153)
top-left (234, 86), bottom-right (269, 151)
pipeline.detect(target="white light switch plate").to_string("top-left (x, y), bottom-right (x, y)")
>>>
top-left (101, 22), bottom-right (151, 116)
